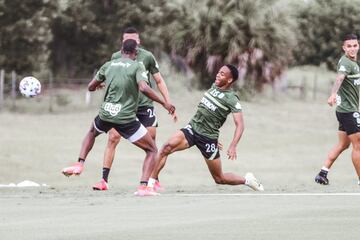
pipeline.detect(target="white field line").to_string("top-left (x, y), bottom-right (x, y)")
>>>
top-left (169, 193), bottom-right (360, 197)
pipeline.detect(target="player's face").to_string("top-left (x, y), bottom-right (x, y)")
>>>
top-left (343, 39), bottom-right (359, 60)
top-left (123, 33), bottom-right (140, 45)
top-left (215, 66), bottom-right (232, 87)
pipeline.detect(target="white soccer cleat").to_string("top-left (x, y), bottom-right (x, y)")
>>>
top-left (245, 172), bottom-right (264, 191)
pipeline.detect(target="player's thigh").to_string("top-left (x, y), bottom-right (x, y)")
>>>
top-left (348, 132), bottom-right (360, 150)
top-left (146, 126), bottom-right (156, 140)
top-left (337, 131), bottom-right (350, 148)
top-left (204, 157), bottom-right (223, 178)
top-left (107, 128), bottom-right (122, 145)
top-left (161, 130), bottom-right (190, 154)
top-left (133, 131), bottom-right (157, 152)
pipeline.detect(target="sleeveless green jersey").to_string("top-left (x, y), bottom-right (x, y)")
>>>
top-left (190, 84), bottom-right (242, 139)
top-left (95, 57), bottom-right (148, 124)
top-left (336, 55), bottom-right (360, 113)
top-left (111, 47), bottom-right (160, 108)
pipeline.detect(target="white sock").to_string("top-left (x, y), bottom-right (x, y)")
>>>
top-left (321, 166), bottom-right (329, 172)
top-left (147, 178), bottom-right (156, 188)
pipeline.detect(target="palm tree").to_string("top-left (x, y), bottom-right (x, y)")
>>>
top-left (166, 0), bottom-right (296, 90)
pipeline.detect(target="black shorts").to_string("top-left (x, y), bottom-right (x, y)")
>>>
top-left (94, 116), bottom-right (147, 142)
top-left (136, 106), bottom-right (158, 128)
top-left (336, 111), bottom-right (360, 135)
top-left (181, 124), bottom-right (220, 160)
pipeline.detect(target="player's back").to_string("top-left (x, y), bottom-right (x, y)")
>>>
top-left (99, 58), bottom-right (143, 124)
top-left (111, 47), bottom-right (160, 108)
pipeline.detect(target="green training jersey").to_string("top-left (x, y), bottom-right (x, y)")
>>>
top-left (95, 57), bottom-right (148, 124)
top-left (111, 47), bottom-right (160, 108)
top-left (189, 84), bottom-right (243, 139)
top-left (336, 55), bottom-right (360, 113)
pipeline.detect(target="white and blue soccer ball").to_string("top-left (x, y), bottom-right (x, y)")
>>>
top-left (19, 76), bottom-right (41, 98)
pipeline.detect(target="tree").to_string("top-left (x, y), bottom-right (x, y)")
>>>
top-left (294, 0), bottom-right (360, 70)
top-left (163, 0), bottom-right (297, 90)
top-left (0, 0), bottom-right (58, 74)
top-left (50, 0), bottom-right (181, 78)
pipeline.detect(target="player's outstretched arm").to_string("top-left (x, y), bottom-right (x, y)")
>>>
top-left (138, 80), bottom-right (175, 115)
top-left (227, 112), bottom-right (244, 160)
top-left (328, 74), bottom-right (345, 106)
top-left (153, 72), bottom-right (178, 122)
top-left (153, 72), bottom-right (170, 103)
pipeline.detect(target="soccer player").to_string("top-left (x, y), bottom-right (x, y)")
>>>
top-left (148, 64), bottom-right (264, 192)
top-left (315, 33), bottom-right (360, 185)
top-left (65, 39), bottom-right (175, 196)
top-left (62, 27), bottom-right (176, 190)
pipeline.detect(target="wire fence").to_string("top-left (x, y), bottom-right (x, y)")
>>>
top-left (0, 68), bottom-right (333, 113)
top-left (0, 69), bottom-right (99, 113)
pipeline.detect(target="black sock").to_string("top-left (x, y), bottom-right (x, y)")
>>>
top-left (140, 181), bottom-right (148, 186)
top-left (319, 169), bottom-right (328, 178)
top-left (102, 168), bottom-right (110, 182)
top-left (78, 158), bottom-right (85, 163)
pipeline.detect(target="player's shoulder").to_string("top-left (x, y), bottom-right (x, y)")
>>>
top-left (138, 47), bottom-right (156, 59)
top-left (130, 60), bottom-right (146, 73)
top-left (101, 60), bottom-right (112, 68)
top-left (223, 88), bottom-right (240, 101)
top-left (223, 89), bottom-right (242, 110)
top-left (138, 47), bottom-right (153, 55)
top-left (338, 55), bottom-right (353, 66)
top-left (111, 51), bottom-right (121, 60)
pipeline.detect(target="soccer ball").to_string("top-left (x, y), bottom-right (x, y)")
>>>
top-left (19, 76), bottom-right (41, 98)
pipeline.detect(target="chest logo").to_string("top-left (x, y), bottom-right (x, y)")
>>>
top-left (201, 97), bottom-right (217, 111)
top-left (104, 103), bottom-right (122, 116)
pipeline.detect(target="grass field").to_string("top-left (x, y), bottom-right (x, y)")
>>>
top-left (0, 67), bottom-right (359, 239)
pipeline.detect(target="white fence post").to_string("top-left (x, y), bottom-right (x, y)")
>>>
top-left (11, 70), bottom-right (16, 110)
top-left (49, 71), bottom-right (54, 112)
top-left (86, 69), bottom-right (97, 106)
top-left (0, 69), bottom-right (4, 111)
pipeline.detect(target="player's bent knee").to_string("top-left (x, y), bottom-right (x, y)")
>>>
top-left (213, 175), bottom-right (226, 184)
top-left (161, 143), bottom-right (173, 156)
top-left (108, 134), bottom-right (121, 145)
top-left (341, 143), bottom-right (350, 151)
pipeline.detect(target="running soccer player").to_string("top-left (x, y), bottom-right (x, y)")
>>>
top-left (315, 33), bottom-right (360, 185)
top-left (62, 27), bottom-right (176, 190)
top-left (65, 39), bottom-right (175, 196)
top-left (148, 64), bottom-right (264, 192)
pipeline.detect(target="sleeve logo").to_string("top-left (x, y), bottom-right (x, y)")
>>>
top-left (336, 94), bottom-right (341, 106)
top-left (141, 72), bottom-right (148, 79)
top-left (338, 65), bottom-right (347, 72)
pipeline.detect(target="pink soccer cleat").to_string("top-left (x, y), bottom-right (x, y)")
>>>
top-left (134, 185), bottom-right (159, 197)
top-left (154, 180), bottom-right (165, 192)
top-left (92, 179), bottom-right (109, 191)
top-left (62, 162), bottom-right (84, 177)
